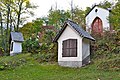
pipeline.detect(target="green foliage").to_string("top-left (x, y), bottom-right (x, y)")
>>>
top-left (98, 58), bottom-right (120, 71)
top-left (0, 59), bottom-right (120, 80)
top-left (0, 0), bottom-right (37, 54)
top-left (21, 19), bottom-right (58, 62)
top-left (33, 53), bottom-right (56, 63)
top-left (0, 47), bottom-right (4, 56)
top-left (0, 52), bottom-right (57, 71)
top-left (23, 35), bottom-right (40, 53)
top-left (72, 7), bottom-right (86, 29)
top-left (97, 0), bottom-right (120, 30)
top-left (91, 31), bottom-right (120, 70)
top-left (85, 7), bottom-right (91, 14)
top-left (0, 65), bottom-right (4, 70)
top-left (48, 9), bottom-right (70, 29)
top-left (47, 7), bottom-right (86, 29)
top-left (19, 22), bottom-right (34, 39)
top-left (0, 53), bottom-right (32, 70)
top-left (109, 1), bottom-right (120, 30)
top-left (32, 18), bottom-right (44, 32)
top-left (20, 18), bottom-right (43, 40)
top-left (19, 1), bottom-right (120, 70)
top-left (97, 0), bottom-right (113, 9)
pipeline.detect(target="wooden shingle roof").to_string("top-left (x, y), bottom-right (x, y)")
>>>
top-left (53, 20), bottom-right (95, 42)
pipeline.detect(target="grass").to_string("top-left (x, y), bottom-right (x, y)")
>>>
top-left (0, 53), bottom-right (120, 80)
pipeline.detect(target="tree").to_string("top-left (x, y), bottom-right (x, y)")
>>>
top-left (96, 0), bottom-right (120, 31)
top-left (0, 0), bottom-right (11, 54)
top-left (48, 9), bottom-right (70, 30)
top-left (0, 0), bottom-right (37, 54)
top-left (10, 0), bottom-right (37, 31)
top-left (19, 22), bottom-right (34, 39)
top-left (32, 18), bottom-right (44, 32)
top-left (72, 7), bottom-right (86, 29)
top-left (19, 18), bottom-right (43, 40)
top-left (109, 0), bottom-right (120, 30)
top-left (98, 0), bottom-right (113, 9)
top-left (0, 12), bottom-right (4, 50)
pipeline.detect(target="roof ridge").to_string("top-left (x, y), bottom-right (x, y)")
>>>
top-left (53, 20), bottom-right (95, 42)
top-left (67, 20), bottom-right (95, 41)
top-left (67, 19), bottom-right (79, 25)
top-left (85, 5), bottom-right (110, 17)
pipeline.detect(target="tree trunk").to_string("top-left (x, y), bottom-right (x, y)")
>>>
top-left (71, 0), bottom-right (74, 20)
top-left (5, 4), bottom-right (10, 54)
top-left (16, 2), bottom-right (23, 32)
top-left (10, 12), bottom-right (12, 32)
top-left (0, 12), bottom-right (4, 49)
top-left (0, 12), bottom-right (3, 37)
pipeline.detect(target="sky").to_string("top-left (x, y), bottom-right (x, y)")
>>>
top-left (30, 0), bottom-right (114, 20)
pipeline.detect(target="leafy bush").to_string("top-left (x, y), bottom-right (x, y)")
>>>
top-left (23, 37), bottom-right (40, 53)
top-left (0, 53), bottom-right (32, 70)
top-left (91, 31), bottom-right (120, 71)
top-left (97, 58), bottom-right (120, 71)
top-left (0, 60), bottom-right (5, 70)
top-left (91, 31), bottom-right (120, 59)
top-left (32, 52), bottom-right (56, 63)
top-left (0, 47), bottom-right (4, 56)
top-left (0, 51), bottom-right (57, 71)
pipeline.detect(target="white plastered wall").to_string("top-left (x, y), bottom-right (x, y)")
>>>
top-left (57, 24), bottom-right (83, 62)
top-left (86, 6), bottom-right (110, 33)
top-left (10, 41), bottom-right (22, 54)
top-left (82, 38), bottom-right (90, 60)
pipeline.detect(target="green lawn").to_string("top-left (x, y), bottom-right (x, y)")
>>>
top-left (0, 61), bottom-right (120, 80)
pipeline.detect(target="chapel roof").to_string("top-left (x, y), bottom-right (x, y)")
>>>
top-left (10, 32), bottom-right (24, 42)
top-left (85, 5), bottom-right (110, 17)
top-left (53, 19), bottom-right (95, 42)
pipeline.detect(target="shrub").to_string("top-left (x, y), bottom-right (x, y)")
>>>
top-left (33, 53), bottom-right (56, 63)
top-left (97, 58), bottom-right (120, 71)
top-left (91, 31), bottom-right (120, 59)
top-left (0, 47), bottom-right (4, 56)
top-left (0, 63), bottom-right (5, 70)
top-left (23, 37), bottom-right (40, 53)
top-left (91, 31), bottom-right (120, 71)
top-left (0, 53), bottom-right (31, 70)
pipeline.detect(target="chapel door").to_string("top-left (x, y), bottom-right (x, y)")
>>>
top-left (91, 17), bottom-right (103, 34)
